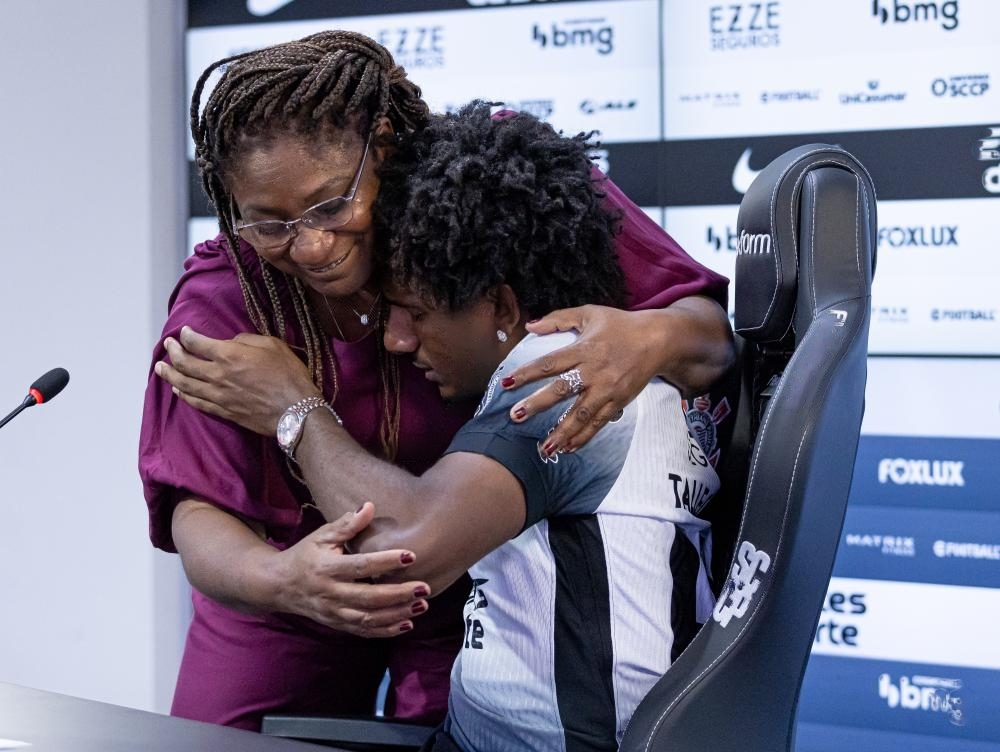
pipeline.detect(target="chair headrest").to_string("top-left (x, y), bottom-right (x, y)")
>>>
top-left (734, 143), bottom-right (875, 342)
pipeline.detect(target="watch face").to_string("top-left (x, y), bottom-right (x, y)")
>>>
top-left (276, 410), bottom-right (301, 449)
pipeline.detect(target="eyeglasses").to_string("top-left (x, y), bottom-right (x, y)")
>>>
top-left (234, 134), bottom-right (373, 250)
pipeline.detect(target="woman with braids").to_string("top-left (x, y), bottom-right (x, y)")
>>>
top-left (160, 102), bottom-right (721, 752)
top-left (140, 31), bottom-right (731, 731)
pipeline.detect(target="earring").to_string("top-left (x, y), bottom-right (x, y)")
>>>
top-left (496, 330), bottom-right (508, 343)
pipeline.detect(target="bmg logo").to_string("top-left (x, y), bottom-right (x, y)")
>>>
top-left (871, 1), bottom-right (959, 30)
top-left (532, 19), bottom-right (614, 55)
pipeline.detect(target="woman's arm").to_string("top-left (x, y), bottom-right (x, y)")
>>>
top-left (500, 296), bottom-right (734, 453)
top-left (171, 498), bottom-right (431, 637)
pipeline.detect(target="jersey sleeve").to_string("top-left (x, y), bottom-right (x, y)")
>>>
top-left (600, 170), bottom-right (730, 312)
top-left (443, 333), bottom-right (636, 531)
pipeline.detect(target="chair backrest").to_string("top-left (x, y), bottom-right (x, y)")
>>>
top-left (621, 144), bottom-right (877, 752)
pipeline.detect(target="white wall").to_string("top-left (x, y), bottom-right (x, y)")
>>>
top-left (0, 1), bottom-right (188, 713)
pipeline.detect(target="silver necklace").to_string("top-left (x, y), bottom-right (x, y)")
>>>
top-left (351, 292), bottom-right (382, 327)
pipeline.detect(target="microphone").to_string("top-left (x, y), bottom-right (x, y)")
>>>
top-left (0, 367), bottom-right (70, 430)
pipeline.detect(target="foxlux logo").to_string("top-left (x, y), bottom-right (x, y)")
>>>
top-left (877, 225), bottom-right (957, 248)
top-left (532, 19), bottom-right (614, 55)
top-left (878, 458), bottom-right (964, 486)
top-left (736, 229), bottom-right (772, 256)
top-left (878, 674), bottom-right (964, 726)
top-left (872, 1), bottom-right (959, 30)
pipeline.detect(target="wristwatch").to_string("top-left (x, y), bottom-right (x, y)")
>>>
top-left (276, 396), bottom-right (342, 461)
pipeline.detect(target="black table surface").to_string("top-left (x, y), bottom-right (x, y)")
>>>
top-left (0, 682), bottom-right (342, 751)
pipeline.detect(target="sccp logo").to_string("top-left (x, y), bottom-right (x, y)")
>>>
top-left (931, 74), bottom-right (989, 97)
top-left (871, 0), bottom-right (959, 31)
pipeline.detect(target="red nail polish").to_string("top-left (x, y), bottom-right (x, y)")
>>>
top-left (411, 601), bottom-right (428, 615)
top-left (513, 407), bottom-right (526, 420)
top-left (400, 622), bottom-right (413, 632)
top-left (501, 376), bottom-right (516, 388)
top-left (543, 440), bottom-right (557, 456)
top-left (400, 552), bottom-right (415, 565)
top-left (413, 585), bottom-right (429, 598)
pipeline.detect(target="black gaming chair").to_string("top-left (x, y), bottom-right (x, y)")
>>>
top-left (261, 143), bottom-right (877, 751)
top-left (621, 142), bottom-right (876, 752)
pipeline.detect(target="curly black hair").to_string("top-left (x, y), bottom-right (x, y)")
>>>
top-left (375, 101), bottom-right (626, 318)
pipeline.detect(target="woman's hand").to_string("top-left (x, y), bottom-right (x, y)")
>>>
top-left (155, 326), bottom-right (318, 436)
top-left (173, 500), bottom-right (430, 638)
top-left (270, 504), bottom-right (431, 637)
top-left (501, 298), bottom-right (734, 454)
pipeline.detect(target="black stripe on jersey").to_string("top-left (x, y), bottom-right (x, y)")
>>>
top-left (549, 515), bottom-right (616, 752)
top-left (668, 531), bottom-right (701, 661)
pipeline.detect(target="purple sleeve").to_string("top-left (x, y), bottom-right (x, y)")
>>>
top-left (138, 236), bottom-right (305, 552)
top-left (599, 171), bottom-right (730, 312)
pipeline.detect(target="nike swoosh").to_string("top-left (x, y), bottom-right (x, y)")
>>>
top-left (732, 147), bottom-right (763, 195)
top-left (247, 0), bottom-right (296, 16)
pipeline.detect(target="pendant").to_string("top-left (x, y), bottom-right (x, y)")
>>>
top-left (359, 313), bottom-right (370, 326)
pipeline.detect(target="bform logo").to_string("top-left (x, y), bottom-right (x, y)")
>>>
top-left (878, 674), bottom-right (964, 726)
top-left (532, 19), bottom-right (614, 55)
top-left (871, 1), bottom-right (959, 30)
top-left (736, 229), bottom-right (772, 256)
top-left (877, 458), bottom-right (965, 486)
top-left (713, 540), bottom-right (771, 628)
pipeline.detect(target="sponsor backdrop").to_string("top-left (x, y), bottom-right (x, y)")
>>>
top-left (186, 1), bottom-right (999, 748)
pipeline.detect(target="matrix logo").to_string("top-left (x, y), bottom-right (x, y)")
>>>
top-left (878, 674), bottom-right (964, 726)
top-left (532, 19), bottom-right (614, 55)
top-left (871, 1), bottom-right (959, 30)
top-left (709, 3), bottom-right (780, 51)
top-left (877, 458), bottom-right (964, 486)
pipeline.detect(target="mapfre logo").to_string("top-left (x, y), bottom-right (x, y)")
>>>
top-left (709, 2), bottom-right (781, 51)
top-left (532, 18), bottom-right (614, 55)
top-left (877, 457), bottom-right (965, 486)
top-left (871, 1), bottom-right (960, 31)
top-left (374, 26), bottom-right (445, 70)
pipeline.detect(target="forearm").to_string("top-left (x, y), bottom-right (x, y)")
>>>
top-left (171, 499), bottom-right (284, 614)
top-left (295, 410), bottom-right (429, 555)
top-left (645, 295), bottom-right (735, 396)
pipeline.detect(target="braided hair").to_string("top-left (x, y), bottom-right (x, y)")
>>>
top-left (376, 101), bottom-right (626, 317)
top-left (190, 30), bottom-right (426, 460)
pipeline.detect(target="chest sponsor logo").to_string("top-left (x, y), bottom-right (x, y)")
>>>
top-left (871, 1), bottom-right (960, 31)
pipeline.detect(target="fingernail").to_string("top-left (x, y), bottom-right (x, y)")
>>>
top-left (413, 585), bottom-right (429, 598)
top-left (542, 440), bottom-right (558, 457)
top-left (527, 318), bottom-right (540, 324)
top-left (411, 601), bottom-right (428, 615)
top-left (501, 376), bottom-right (516, 388)
top-left (399, 622), bottom-right (413, 632)
top-left (400, 552), bottom-right (415, 565)
top-left (513, 407), bottom-right (526, 420)
top-left (355, 506), bottom-right (365, 515)
top-left (154, 362), bottom-right (163, 376)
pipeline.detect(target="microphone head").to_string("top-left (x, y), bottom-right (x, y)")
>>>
top-left (29, 367), bottom-right (70, 404)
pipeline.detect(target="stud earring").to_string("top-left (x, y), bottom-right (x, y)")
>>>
top-left (496, 330), bottom-right (508, 343)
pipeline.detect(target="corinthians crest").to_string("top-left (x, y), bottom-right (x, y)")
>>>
top-left (682, 394), bottom-right (731, 468)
